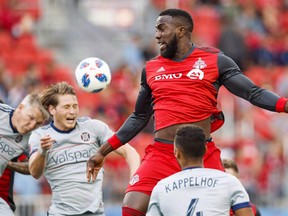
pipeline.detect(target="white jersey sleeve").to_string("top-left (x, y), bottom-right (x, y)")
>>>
top-left (146, 185), bottom-right (164, 216)
top-left (228, 174), bottom-right (251, 212)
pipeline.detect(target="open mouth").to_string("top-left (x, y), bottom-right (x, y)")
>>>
top-left (66, 117), bottom-right (75, 123)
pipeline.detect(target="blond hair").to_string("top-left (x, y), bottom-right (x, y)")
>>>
top-left (21, 93), bottom-right (50, 121)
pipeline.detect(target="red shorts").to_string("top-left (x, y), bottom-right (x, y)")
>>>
top-left (126, 140), bottom-right (224, 195)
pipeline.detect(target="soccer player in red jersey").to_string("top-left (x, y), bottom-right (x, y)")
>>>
top-left (87, 8), bottom-right (288, 215)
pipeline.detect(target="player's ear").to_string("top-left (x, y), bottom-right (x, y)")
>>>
top-left (48, 105), bottom-right (56, 116)
top-left (18, 103), bottom-right (25, 110)
top-left (174, 146), bottom-right (181, 159)
top-left (177, 26), bottom-right (186, 38)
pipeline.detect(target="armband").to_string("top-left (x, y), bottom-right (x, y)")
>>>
top-left (38, 147), bottom-right (48, 156)
top-left (275, 97), bottom-right (288, 112)
top-left (108, 134), bottom-right (123, 150)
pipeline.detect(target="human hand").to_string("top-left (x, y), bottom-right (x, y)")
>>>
top-left (86, 153), bottom-right (105, 182)
top-left (39, 135), bottom-right (54, 155)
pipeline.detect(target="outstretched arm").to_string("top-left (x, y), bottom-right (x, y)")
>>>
top-left (115, 144), bottom-right (140, 178)
top-left (86, 67), bottom-right (153, 182)
top-left (218, 54), bottom-right (288, 112)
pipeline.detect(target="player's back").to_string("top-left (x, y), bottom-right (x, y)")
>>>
top-left (147, 168), bottom-right (250, 216)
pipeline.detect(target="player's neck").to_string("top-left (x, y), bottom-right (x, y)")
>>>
top-left (180, 159), bottom-right (203, 170)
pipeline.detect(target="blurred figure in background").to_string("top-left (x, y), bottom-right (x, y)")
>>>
top-left (223, 158), bottom-right (261, 216)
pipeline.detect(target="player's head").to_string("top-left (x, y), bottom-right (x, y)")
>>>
top-left (40, 81), bottom-right (79, 131)
top-left (222, 159), bottom-right (239, 178)
top-left (174, 125), bottom-right (206, 168)
top-left (155, 8), bottom-right (193, 58)
top-left (12, 93), bottom-right (50, 135)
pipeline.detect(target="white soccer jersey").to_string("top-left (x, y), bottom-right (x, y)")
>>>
top-left (0, 104), bottom-right (30, 176)
top-left (29, 117), bottom-right (114, 215)
top-left (147, 167), bottom-right (251, 216)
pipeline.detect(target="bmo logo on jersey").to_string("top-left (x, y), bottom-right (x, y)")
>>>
top-left (155, 73), bottom-right (182, 80)
top-left (154, 69), bottom-right (204, 81)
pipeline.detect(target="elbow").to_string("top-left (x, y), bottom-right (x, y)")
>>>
top-left (29, 165), bottom-right (43, 179)
top-left (30, 171), bottom-right (42, 179)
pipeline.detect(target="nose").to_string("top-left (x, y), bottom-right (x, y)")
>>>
top-left (69, 107), bottom-right (77, 114)
top-left (155, 31), bottom-right (161, 40)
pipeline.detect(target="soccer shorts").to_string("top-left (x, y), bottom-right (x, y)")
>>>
top-left (0, 198), bottom-right (14, 216)
top-left (126, 139), bottom-right (224, 195)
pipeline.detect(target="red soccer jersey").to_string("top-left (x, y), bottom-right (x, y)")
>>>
top-left (146, 47), bottom-right (222, 131)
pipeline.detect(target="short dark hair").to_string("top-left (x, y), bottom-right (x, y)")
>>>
top-left (159, 8), bottom-right (193, 32)
top-left (222, 159), bottom-right (239, 174)
top-left (174, 125), bottom-right (206, 158)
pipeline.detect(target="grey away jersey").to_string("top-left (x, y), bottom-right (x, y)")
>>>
top-left (0, 104), bottom-right (30, 176)
top-left (29, 117), bottom-right (114, 215)
top-left (147, 167), bottom-right (251, 216)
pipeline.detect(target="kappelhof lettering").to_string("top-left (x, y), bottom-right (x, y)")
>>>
top-left (155, 73), bottom-right (182, 80)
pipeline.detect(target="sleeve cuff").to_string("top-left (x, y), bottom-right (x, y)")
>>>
top-left (108, 134), bottom-right (123, 150)
top-left (275, 97), bottom-right (288, 112)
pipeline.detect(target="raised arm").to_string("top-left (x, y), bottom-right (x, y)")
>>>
top-left (114, 144), bottom-right (140, 178)
top-left (29, 135), bottom-right (54, 179)
top-left (87, 67), bottom-right (153, 182)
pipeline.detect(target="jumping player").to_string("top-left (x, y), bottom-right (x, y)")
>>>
top-left (147, 125), bottom-right (254, 216)
top-left (87, 8), bottom-right (288, 215)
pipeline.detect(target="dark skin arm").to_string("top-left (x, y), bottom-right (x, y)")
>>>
top-left (86, 68), bottom-right (153, 182)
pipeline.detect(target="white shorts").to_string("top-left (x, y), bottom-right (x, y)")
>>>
top-left (0, 197), bottom-right (15, 216)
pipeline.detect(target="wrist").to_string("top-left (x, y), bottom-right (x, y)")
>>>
top-left (38, 148), bottom-right (48, 156)
top-left (108, 134), bottom-right (123, 150)
top-left (98, 140), bottom-right (119, 157)
top-left (275, 97), bottom-right (288, 112)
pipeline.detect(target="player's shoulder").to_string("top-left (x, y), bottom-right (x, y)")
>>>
top-left (146, 54), bottom-right (163, 64)
top-left (77, 116), bottom-right (92, 123)
top-left (0, 103), bottom-right (13, 113)
top-left (33, 123), bottom-right (52, 133)
top-left (77, 116), bottom-right (108, 128)
top-left (195, 45), bottom-right (222, 54)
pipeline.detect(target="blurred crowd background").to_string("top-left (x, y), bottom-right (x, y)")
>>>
top-left (1, 0), bottom-right (288, 215)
